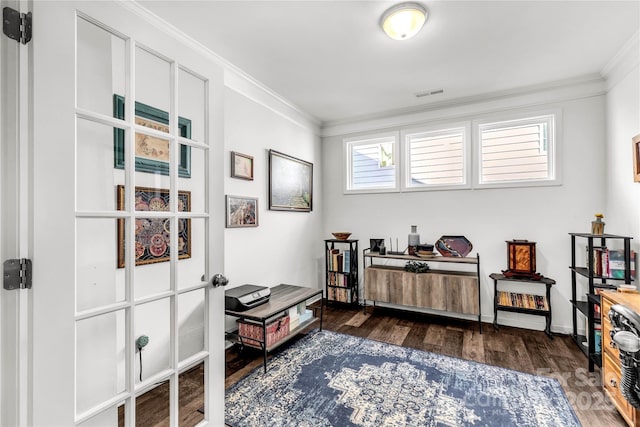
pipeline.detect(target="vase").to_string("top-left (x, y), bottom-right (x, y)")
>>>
top-left (591, 220), bottom-right (605, 235)
top-left (408, 225), bottom-right (420, 255)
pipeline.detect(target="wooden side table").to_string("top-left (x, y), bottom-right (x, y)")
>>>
top-left (225, 284), bottom-right (323, 372)
top-left (490, 273), bottom-right (555, 338)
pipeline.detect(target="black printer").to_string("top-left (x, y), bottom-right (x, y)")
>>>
top-left (225, 284), bottom-right (271, 311)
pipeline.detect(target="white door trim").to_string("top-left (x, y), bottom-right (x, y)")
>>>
top-left (1, 0), bottom-right (33, 425)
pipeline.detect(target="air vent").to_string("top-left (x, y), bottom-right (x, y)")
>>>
top-left (415, 89), bottom-right (444, 98)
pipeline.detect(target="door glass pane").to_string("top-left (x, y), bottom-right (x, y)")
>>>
top-left (178, 218), bottom-right (205, 291)
top-left (179, 362), bottom-right (205, 426)
top-left (77, 17), bottom-right (126, 116)
top-left (77, 118), bottom-right (124, 212)
top-left (77, 406), bottom-right (121, 427)
top-left (178, 289), bottom-right (205, 361)
top-left (178, 67), bottom-right (206, 144)
top-left (77, 218), bottom-right (124, 312)
top-left (135, 46), bottom-right (170, 132)
top-left (76, 310), bottom-right (126, 415)
top-left (133, 215), bottom-right (171, 299)
top-left (135, 299), bottom-right (171, 382)
top-left (182, 146), bottom-right (206, 214)
top-left (132, 380), bottom-right (170, 427)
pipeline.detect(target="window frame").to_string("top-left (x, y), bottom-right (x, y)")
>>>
top-left (473, 110), bottom-right (561, 189)
top-left (343, 131), bottom-right (400, 194)
top-left (401, 122), bottom-right (471, 192)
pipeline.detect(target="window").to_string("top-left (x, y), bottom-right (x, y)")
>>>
top-left (344, 132), bottom-right (399, 193)
top-left (342, 111), bottom-right (560, 194)
top-left (477, 115), bottom-right (556, 185)
top-left (403, 125), bottom-right (469, 190)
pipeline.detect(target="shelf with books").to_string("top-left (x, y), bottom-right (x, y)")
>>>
top-left (325, 239), bottom-right (359, 305)
top-left (569, 232), bottom-right (634, 372)
top-left (490, 273), bottom-right (555, 338)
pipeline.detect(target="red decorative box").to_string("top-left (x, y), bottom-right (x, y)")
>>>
top-left (238, 315), bottom-right (290, 348)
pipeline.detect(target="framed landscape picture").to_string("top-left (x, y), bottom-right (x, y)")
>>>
top-left (231, 151), bottom-right (254, 180)
top-left (226, 195), bottom-right (258, 227)
top-left (268, 150), bottom-right (313, 212)
top-left (116, 185), bottom-right (191, 268)
top-left (113, 94), bottom-right (192, 178)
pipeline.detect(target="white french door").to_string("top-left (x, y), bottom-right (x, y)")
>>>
top-left (27, 1), bottom-right (225, 425)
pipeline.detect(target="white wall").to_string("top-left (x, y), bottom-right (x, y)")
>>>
top-left (322, 85), bottom-right (608, 334)
top-left (223, 86), bottom-right (323, 331)
top-left (604, 35), bottom-right (640, 252)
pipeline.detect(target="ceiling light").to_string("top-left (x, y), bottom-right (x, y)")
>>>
top-left (380, 2), bottom-right (427, 40)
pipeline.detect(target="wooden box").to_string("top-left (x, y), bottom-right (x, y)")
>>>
top-left (238, 315), bottom-right (290, 348)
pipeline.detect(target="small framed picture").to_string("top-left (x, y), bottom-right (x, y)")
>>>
top-left (633, 134), bottom-right (640, 183)
top-left (226, 195), bottom-right (258, 228)
top-left (231, 151), bottom-right (254, 180)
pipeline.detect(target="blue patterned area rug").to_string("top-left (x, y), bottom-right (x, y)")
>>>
top-left (225, 330), bottom-right (581, 427)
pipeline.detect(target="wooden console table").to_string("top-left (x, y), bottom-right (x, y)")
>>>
top-left (363, 252), bottom-right (482, 332)
top-left (225, 284), bottom-right (323, 372)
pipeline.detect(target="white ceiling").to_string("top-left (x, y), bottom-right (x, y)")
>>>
top-left (141, 1), bottom-right (639, 125)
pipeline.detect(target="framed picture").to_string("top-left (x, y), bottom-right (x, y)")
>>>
top-left (268, 150), bottom-right (313, 212)
top-left (226, 195), bottom-right (258, 227)
top-left (231, 151), bottom-right (254, 180)
top-left (116, 185), bottom-right (191, 268)
top-left (633, 134), bottom-right (640, 183)
top-left (113, 94), bottom-right (192, 178)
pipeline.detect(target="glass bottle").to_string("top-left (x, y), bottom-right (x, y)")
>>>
top-left (408, 225), bottom-right (420, 255)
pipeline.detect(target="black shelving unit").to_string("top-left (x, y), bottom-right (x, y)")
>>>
top-left (325, 239), bottom-right (359, 305)
top-left (570, 232), bottom-right (633, 372)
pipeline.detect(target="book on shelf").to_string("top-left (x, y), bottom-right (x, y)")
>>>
top-left (328, 272), bottom-right (349, 287)
top-left (343, 250), bottom-right (351, 273)
top-left (328, 286), bottom-right (349, 303)
top-left (586, 247), bottom-right (636, 280)
top-left (328, 249), bottom-right (339, 271)
top-left (328, 248), bottom-right (354, 274)
top-left (594, 288), bottom-right (603, 318)
top-left (497, 291), bottom-right (548, 310)
top-left (594, 324), bottom-right (602, 353)
top-left (609, 249), bottom-right (636, 280)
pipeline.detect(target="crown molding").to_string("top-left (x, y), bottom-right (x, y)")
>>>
top-left (601, 30), bottom-right (640, 91)
top-left (118, 0), bottom-right (321, 134)
top-left (321, 74), bottom-right (605, 137)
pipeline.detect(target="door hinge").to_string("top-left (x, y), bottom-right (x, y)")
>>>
top-left (3, 7), bottom-right (32, 45)
top-left (3, 259), bottom-right (32, 290)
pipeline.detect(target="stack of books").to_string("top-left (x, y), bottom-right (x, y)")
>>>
top-left (587, 247), bottom-right (636, 279)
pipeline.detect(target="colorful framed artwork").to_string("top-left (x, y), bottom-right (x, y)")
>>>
top-left (113, 94), bottom-right (192, 178)
top-left (231, 151), bottom-right (254, 180)
top-left (226, 195), bottom-right (258, 228)
top-left (633, 134), bottom-right (640, 183)
top-left (268, 149), bottom-right (313, 212)
top-left (116, 185), bottom-right (191, 268)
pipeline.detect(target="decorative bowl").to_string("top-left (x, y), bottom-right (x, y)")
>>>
top-left (435, 235), bottom-right (473, 257)
top-left (332, 232), bottom-right (352, 241)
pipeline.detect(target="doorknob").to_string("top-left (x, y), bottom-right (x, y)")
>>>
top-left (209, 274), bottom-right (229, 288)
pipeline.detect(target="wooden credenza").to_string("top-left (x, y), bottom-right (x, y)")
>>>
top-left (363, 253), bottom-right (481, 331)
top-left (601, 290), bottom-right (640, 426)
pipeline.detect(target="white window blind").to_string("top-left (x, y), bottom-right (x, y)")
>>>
top-left (405, 128), bottom-right (466, 188)
top-left (345, 134), bottom-right (398, 192)
top-left (479, 115), bottom-right (554, 184)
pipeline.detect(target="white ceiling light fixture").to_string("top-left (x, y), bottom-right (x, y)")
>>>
top-left (380, 2), bottom-right (427, 40)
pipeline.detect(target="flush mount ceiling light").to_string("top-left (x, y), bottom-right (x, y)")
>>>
top-left (380, 2), bottom-right (427, 40)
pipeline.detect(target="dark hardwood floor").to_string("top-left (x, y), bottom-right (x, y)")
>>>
top-left (226, 302), bottom-right (627, 427)
top-left (118, 363), bottom-right (204, 427)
